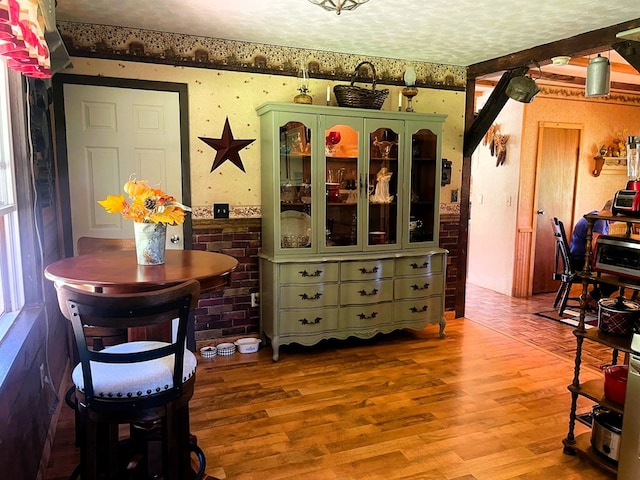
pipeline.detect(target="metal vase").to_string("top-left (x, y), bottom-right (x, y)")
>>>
top-left (134, 222), bottom-right (167, 265)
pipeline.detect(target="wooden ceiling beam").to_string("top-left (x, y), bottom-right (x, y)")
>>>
top-left (467, 18), bottom-right (640, 78)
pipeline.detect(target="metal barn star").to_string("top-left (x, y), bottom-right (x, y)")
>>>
top-left (199, 117), bottom-right (255, 173)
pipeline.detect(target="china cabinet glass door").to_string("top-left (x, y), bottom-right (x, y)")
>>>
top-left (322, 118), bottom-right (360, 250)
top-left (279, 120), bottom-right (312, 250)
top-left (408, 127), bottom-right (438, 244)
top-left (368, 125), bottom-right (402, 247)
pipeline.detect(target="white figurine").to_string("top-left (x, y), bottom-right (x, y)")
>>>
top-left (370, 167), bottom-right (393, 203)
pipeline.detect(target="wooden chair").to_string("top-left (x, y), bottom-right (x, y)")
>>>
top-left (76, 236), bottom-right (137, 255)
top-left (55, 279), bottom-right (205, 480)
top-left (551, 217), bottom-right (581, 316)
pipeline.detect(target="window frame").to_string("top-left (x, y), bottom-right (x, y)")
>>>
top-left (0, 64), bottom-right (42, 345)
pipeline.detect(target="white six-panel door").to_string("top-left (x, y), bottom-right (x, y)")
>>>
top-left (63, 84), bottom-right (183, 254)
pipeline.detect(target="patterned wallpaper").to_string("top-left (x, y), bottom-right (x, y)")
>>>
top-left (57, 21), bottom-right (466, 91)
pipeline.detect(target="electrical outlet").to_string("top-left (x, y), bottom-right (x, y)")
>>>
top-left (213, 203), bottom-right (229, 219)
top-left (451, 189), bottom-right (458, 203)
top-left (251, 293), bottom-right (259, 307)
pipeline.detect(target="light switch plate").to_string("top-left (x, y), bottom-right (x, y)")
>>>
top-left (213, 203), bottom-right (229, 219)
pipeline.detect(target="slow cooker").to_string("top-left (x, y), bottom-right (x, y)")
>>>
top-left (591, 406), bottom-right (623, 462)
top-left (598, 298), bottom-right (640, 336)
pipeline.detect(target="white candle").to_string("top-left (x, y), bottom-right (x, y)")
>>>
top-left (398, 91), bottom-right (402, 109)
top-left (326, 85), bottom-right (331, 103)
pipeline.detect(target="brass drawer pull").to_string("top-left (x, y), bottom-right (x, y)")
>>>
top-left (411, 283), bottom-right (430, 291)
top-left (357, 311), bottom-right (378, 320)
top-left (410, 305), bottom-right (428, 313)
top-left (299, 269), bottom-right (322, 278)
top-left (358, 288), bottom-right (379, 296)
top-left (299, 292), bottom-right (322, 301)
top-left (410, 261), bottom-right (429, 269)
top-left (358, 266), bottom-right (379, 274)
top-left (299, 317), bottom-right (321, 325)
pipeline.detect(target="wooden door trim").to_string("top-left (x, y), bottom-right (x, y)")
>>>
top-left (52, 75), bottom-right (191, 257)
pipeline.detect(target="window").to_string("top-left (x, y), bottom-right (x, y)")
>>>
top-left (0, 62), bottom-right (24, 342)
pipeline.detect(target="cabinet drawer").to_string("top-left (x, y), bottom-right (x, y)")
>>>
top-left (395, 254), bottom-right (443, 276)
top-left (394, 274), bottom-right (443, 300)
top-left (280, 308), bottom-right (338, 335)
top-left (340, 279), bottom-right (393, 305)
top-left (280, 284), bottom-right (339, 309)
top-left (393, 296), bottom-right (443, 324)
top-left (279, 262), bottom-right (339, 284)
top-left (339, 302), bottom-right (393, 329)
top-left (340, 259), bottom-right (394, 281)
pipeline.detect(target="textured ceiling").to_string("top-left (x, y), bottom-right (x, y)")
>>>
top-left (55, 0), bottom-right (640, 67)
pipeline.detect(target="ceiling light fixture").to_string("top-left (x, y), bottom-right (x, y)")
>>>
top-left (585, 53), bottom-right (610, 98)
top-left (307, 0), bottom-right (370, 15)
top-left (505, 62), bottom-right (541, 104)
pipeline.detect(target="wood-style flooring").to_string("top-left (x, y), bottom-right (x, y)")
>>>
top-left (43, 284), bottom-right (618, 480)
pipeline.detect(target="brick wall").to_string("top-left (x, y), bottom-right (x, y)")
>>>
top-left (438, 213), bottom-right (460, 311)
top-left (191, 218), bottom-right (261, 341)
top-left (192, 215), bottom-right (460, 340)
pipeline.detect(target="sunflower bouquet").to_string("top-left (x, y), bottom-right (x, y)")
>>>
top-left (98, 176), bottom-right (191, 225)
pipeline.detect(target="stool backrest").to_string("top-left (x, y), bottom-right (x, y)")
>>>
top-left (77, 236), bottom-right (136, 255)
top-left (55, 279), bottom-right (200, 410)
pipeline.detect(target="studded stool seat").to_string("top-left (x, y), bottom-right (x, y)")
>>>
top-left (55, 279), bottom-right (204, 480)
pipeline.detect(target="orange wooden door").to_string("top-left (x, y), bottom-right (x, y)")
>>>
top-left (532, 124), bottom-right (580, 294)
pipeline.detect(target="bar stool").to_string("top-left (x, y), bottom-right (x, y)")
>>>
top-left (55, 279), bottom-right (205, 480)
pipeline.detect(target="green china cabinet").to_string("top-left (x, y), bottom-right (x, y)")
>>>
top-left (256, 102), bottom-right (447, 361)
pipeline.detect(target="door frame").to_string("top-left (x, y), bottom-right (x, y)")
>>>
top-left (528, 121), bottom-right (581, 294)
top-left (52, 75), bottom-right (191, 258)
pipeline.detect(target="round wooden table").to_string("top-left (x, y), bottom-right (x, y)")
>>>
top-left (44, 249), bottom-right (238, 292)
top-left (45, 249), bottom-right (238, 344)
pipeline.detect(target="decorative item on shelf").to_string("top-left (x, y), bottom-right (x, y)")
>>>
top-left (307, 0), bottom-right (370, 15)
top-left (333, 61), bottom-right (389, 110)
top-left (369, 167), bottom-right (394, 204)
top-left (325, 130), bottom-right (341, 155)
top-left (402, 65), bottom-right (418, 112)
top-left (98, 175), bottom-right (191, 265)
top-left (294, 58), bottom-right (312, 104)
top-left (585, 53), bottom-right (610, 98)
top-left (505, 62), bottom-right (541, 103)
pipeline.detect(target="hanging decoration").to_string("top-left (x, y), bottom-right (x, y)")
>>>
top-left (200, 117), bottom-right (255, 173)
top-left (585, 53), bottom-right (610, 98)
top-left (482, 123), bottom-right (509, 166)
top-left (0, 0), bottom-right (51, 78)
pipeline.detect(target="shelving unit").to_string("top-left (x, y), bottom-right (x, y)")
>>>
top-left (256, 102), bottom-right (448, 361)
top-left (562, 213), bottom-right (640, 474)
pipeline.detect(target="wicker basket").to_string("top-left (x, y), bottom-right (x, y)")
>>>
top-left (334, 61), bottom-right (389, 110)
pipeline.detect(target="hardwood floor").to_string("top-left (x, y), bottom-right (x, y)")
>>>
top-left (43, 284), bottom-right (618, 479)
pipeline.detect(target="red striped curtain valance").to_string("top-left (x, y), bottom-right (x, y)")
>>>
top-left (0, 0), bottom-right (50, 78)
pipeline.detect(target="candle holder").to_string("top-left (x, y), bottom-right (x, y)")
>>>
top-left (402, 86), bottom-right (418, 112)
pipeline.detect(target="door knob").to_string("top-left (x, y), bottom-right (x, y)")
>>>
top-left (170, 235), bottom-right (180, 244)
top-left (537, 210), bottom-right (545, 215)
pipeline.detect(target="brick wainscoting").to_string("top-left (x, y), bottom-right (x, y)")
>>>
top-left (439, 213), bottom-right (460, 312)
top-left (192, 215), bottom-right (460, 340)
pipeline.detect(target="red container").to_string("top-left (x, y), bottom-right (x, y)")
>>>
top-left (603, 364), bottom-right (628, 405)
